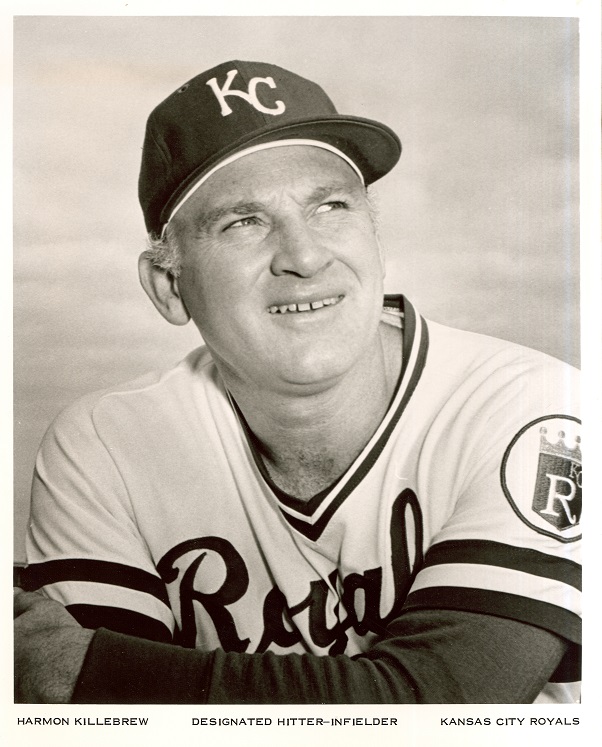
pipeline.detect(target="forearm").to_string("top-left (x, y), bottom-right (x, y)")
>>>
top-left (72, 609), bottom-right (568, 704)
top-left (14, 590), bottom-right (94, 704)
top-left (73, 629), bottom-right (415, 704)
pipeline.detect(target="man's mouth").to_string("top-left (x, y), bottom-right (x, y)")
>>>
top-left (267, 295), bottom-right (343, 315)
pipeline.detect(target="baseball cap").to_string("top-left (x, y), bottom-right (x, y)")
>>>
top-left (139, 60), bottom-right (402, 237)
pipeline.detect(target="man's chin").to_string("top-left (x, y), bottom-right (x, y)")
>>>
top-left (271, 351), bottom-right (362, 393)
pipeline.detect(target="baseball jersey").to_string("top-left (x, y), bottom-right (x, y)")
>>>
top-left (25, 296), bottom-right (581, 703)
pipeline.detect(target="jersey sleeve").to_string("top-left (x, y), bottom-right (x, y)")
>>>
top-left (403, 353), bottom-right (581, 690)
top-left (23, 398), bottom-right (176, 643)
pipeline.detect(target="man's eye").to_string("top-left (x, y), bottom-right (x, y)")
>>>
top-left (316, 201), bottom-right (347, 214)
top-left (225, 216), bottom-right (259, 230)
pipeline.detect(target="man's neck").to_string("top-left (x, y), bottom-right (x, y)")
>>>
top-left (225, 322), bottom-right (402, 501)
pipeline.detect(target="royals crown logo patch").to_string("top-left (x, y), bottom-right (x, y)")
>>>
top-left (501, 415), bottom-right (582, 543)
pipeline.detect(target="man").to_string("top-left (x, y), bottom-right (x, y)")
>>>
top-left (15, 60), bottom-right (581, 704)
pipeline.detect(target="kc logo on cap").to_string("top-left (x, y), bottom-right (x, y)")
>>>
top-left (206, 69), bottom-right (286, 117)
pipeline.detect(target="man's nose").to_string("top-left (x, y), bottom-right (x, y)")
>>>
top-left (270, 217), bottom-right (333, 278)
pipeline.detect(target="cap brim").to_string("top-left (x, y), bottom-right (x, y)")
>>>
top-left (159, 115), bottom-right (401, 228)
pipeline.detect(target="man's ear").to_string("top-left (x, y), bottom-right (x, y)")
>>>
top-left (138, 253), bottom-right (190, 326)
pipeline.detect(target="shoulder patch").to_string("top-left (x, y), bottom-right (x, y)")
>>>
top-left (501, 415), bottom-right (581, 543)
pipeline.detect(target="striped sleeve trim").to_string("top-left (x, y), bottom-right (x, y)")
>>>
top-left (66, 604), bottom-right (173, 643)
top-left (404, 587), bottom-right (581, 645)
top-left (405, 538), bottom-right (582, 652)
top-left (42, 580), bottom-right (175, 631)
top-left (409, 563), bottom-right (581, 616)
top-left (21, 559), bottom-right (170, 605)
top-left (424, 539), bottom-right (581, 590)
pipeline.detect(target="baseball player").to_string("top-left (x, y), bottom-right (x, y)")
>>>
top-left (14, 60), bottom-right (581, 704)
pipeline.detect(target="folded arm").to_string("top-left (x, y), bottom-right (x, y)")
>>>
top-left (15, 589), bottom-right (567, 704)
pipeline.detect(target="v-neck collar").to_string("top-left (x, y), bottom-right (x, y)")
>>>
top-left (230, 295), bottom-right (430, 541)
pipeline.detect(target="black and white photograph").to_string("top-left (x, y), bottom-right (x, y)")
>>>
top-left (7, 1), bottom-right (599, 744)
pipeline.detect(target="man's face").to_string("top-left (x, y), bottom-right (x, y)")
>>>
top-left (172, 145), bottom-right (386, 395)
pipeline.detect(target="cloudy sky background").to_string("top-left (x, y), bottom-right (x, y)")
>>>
top-left (13, 15), bottom-right (580, 559)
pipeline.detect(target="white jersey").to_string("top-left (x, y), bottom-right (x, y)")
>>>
top-left (26, 296), bottom-right (581, 703)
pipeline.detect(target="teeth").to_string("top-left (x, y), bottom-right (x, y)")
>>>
top-left (268, 296), bottom-right (341, 314)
